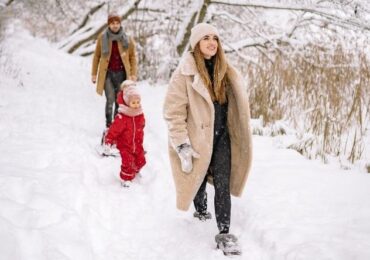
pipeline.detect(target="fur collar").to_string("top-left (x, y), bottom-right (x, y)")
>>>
top-left (179, 52), bottom-right (198, 76)
top-left (178, 52), bottom-right (240, 81)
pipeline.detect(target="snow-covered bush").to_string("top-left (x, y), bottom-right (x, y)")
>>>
top-left (2, 0), bottom-right (370, 168)
top-left (247, 44), bottom-right (370, 166)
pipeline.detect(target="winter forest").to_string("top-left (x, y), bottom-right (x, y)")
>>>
top-left (1, 0), bottom-right (370, 259)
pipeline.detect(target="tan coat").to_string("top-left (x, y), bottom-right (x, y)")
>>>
top-left (91, 33), bottom-right (137, 95)
top-left (163, 52), bottom-right (253, 211)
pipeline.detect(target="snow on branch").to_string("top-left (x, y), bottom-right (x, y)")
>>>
top-left (211, 0), bottom-right (370, 31)
top-left (61, 0), bottom-right (142, 54)
top-left (136, 7), bottom-right (166, 13)
top-left (213, 10), bottom-right (300, 54)
top-left (176, 0), bottom-right (211, 56)
top-left (68, 2), bottom-right (106, 37)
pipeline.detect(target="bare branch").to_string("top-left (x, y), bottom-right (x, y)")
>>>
top-left (69, 2), bottom-right (106, 36)
top-left (211, 0), bottom-right (370, 31)
top-left (65, 0), bottom-right (142, 54)
top-left (136, 7), bottom-right (166, 13)
top-left (5, 0), bottom-right (15, 6)
top-left (176, 0), bottom-right (211, 56)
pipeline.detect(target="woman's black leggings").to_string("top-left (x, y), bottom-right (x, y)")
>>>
top-left (193, 102), bottom-right (231, 234)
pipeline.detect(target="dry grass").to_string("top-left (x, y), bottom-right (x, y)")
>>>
top-left (246, 44), bottom-right (370, 166)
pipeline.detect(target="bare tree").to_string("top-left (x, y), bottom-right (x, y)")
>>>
top-left (3, 0), bottom-right (370, 166)
top-left (60, 0), bottom-right (142, 54)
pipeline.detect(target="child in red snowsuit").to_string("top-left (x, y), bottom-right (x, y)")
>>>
top-left (104, 81), bottom-right (146, 187)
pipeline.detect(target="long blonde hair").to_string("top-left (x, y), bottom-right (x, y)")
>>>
top-left (193, 39), bottom-right (228, 104)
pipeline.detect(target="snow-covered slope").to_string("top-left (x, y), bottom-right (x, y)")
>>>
top-left (0, 27), bottom-right (369, 260)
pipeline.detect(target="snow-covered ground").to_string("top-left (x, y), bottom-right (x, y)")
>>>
top-left (0, 28), bottom-right (370, 260)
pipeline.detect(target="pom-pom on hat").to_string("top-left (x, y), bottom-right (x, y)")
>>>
top-left (120, 80), bottom-right (136, 90)
top-left (189, 23), bottom-right (220, 49)
top-left (108, 12), bottom-right (121, 25)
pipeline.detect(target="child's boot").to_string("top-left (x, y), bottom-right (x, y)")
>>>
top-left (120, 180), bottom-right (132, 188)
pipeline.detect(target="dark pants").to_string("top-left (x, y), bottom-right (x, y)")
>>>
top-left (193, 102), bottom-right (231, 234)
top-left (104, 70), bottom-right (125, 127)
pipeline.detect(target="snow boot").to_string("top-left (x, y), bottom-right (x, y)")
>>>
top-left (95, 144), bottom-right (120, 157)
top-left (193, 211), bottom-right (212, 221)
top-left (215, 233), bottom-right (242, 256)
top-left (121, 180), bottom-right (132, 188)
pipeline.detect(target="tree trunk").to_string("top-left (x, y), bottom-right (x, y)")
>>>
top-left (176, 0), bottom-right (211, 56)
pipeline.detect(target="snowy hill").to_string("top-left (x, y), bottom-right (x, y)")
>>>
top-left (0, 27), bottom-right (370, 260)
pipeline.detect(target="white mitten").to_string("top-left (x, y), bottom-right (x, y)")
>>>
top-left (103, 143), bottom-right (113, 156)
top-left (176, 143), bottom-right (200, 173)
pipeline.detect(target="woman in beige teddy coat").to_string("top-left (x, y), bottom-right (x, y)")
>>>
top-left (163, 23), bottom-right (253, 255)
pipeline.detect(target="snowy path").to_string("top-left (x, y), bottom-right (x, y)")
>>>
top-left (0, 31), bottom-right (370, 260)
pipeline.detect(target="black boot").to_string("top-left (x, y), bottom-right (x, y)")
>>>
top-left (193, 211), bottom-right (212, 221)
top-left (215, 233), bottom-right (241, 256)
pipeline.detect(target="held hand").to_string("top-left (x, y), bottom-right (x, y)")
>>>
top-left (176, 144), bottom-right (200, 173)
top-left (92, 75), bottom-right (97, 84)
top-left (129, 75), bottom-right (137, 81)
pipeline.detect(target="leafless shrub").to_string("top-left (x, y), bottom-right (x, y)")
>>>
top-left (248, 44), bottom-right (370, 164)
top-left (0, 8), bottom-right (21, 84)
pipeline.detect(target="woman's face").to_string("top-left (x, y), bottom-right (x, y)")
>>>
top-left (199, 34), bottom-right (218, 59)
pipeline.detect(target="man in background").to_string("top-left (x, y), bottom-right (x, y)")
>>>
top-left (91, 12), bottom-right (137, 129)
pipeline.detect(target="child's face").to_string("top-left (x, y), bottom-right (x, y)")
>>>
top-left (129, 98), bottom-right (141, 109)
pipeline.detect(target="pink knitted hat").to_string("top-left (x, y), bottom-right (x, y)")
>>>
top-left (123, 85), bottom-right (141, 104)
